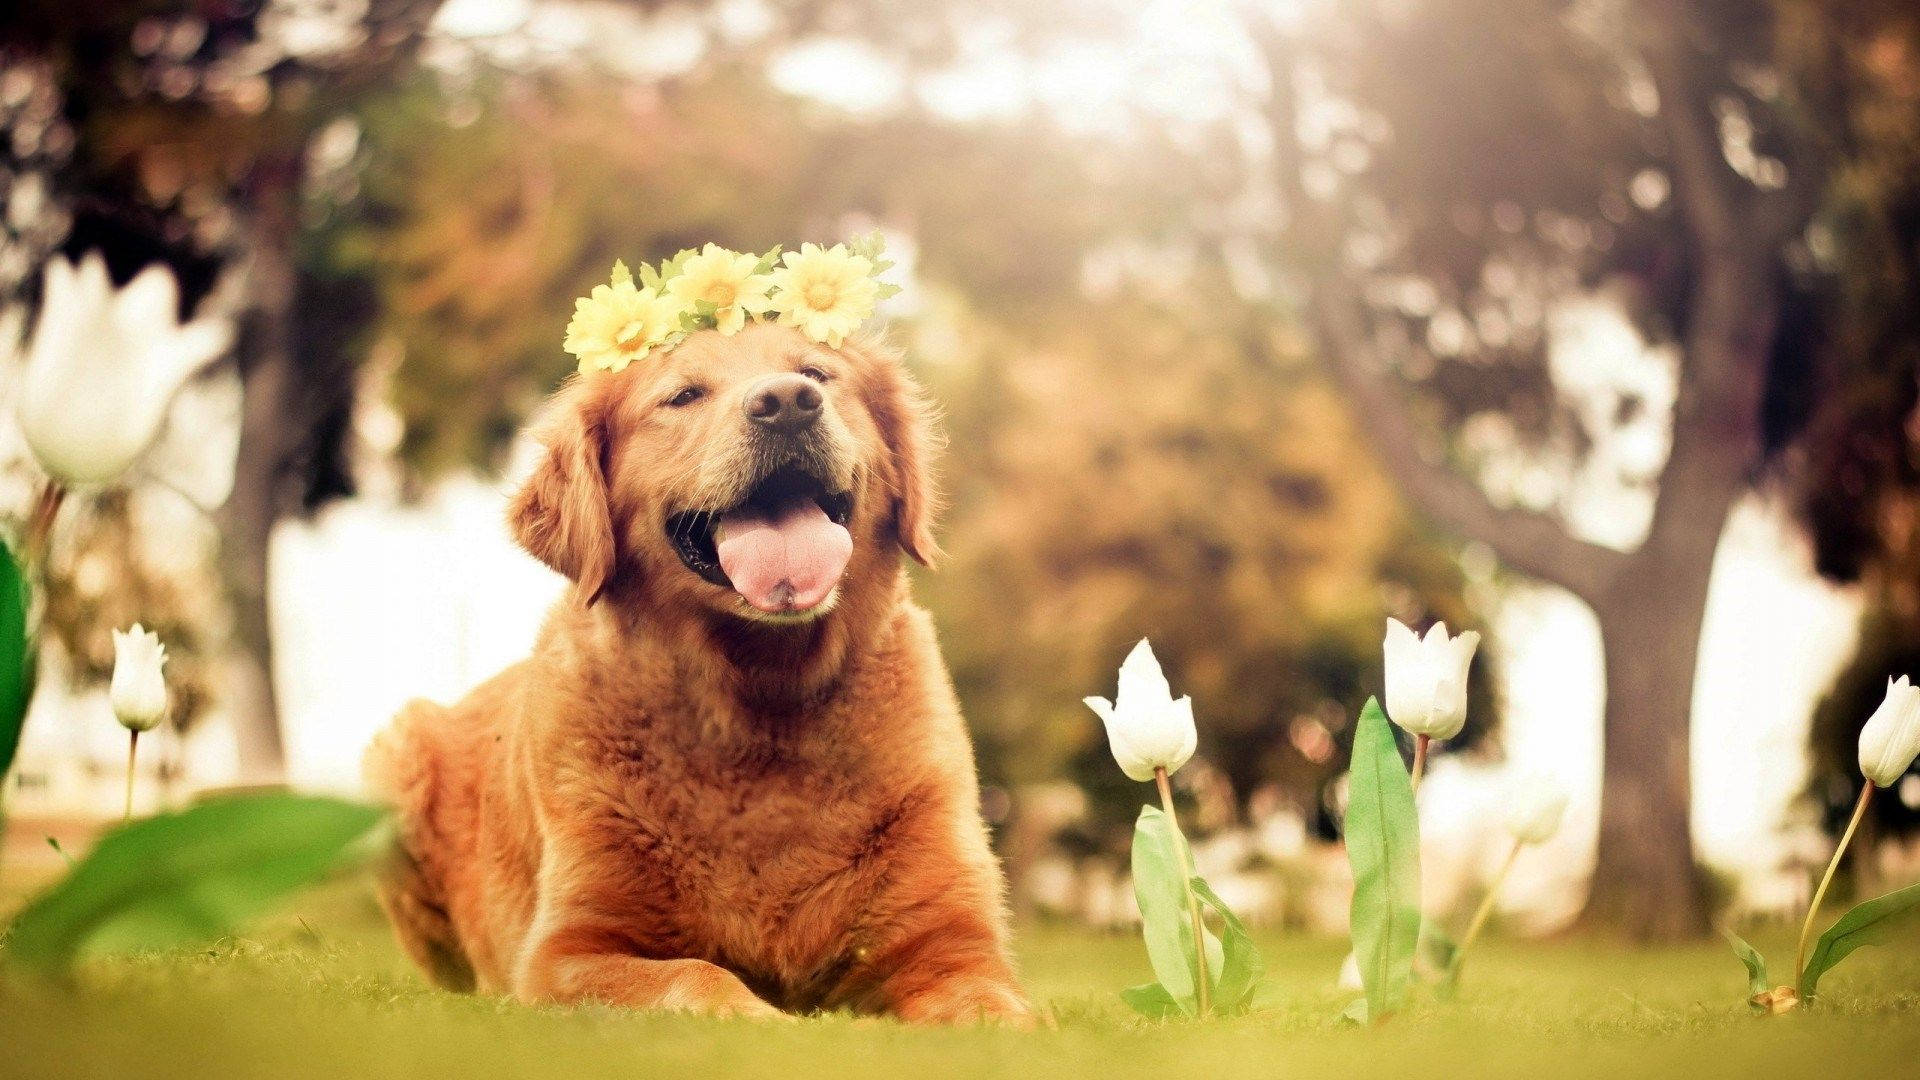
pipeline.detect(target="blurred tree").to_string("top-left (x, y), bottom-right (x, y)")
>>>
top-left (2, 0), bottom-right (448, 781)
top-left (925, 288), bottom-right (1493, 838)
top-left (1793, 1), bottom-right (1920, 868)
top-left (1238, 0), bottom-right (1834, 938)
top-left (321, 66), bottom-right (825, 478)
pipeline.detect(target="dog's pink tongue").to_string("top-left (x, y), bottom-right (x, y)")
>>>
top-left (715, 500), bottom-right (853, 613)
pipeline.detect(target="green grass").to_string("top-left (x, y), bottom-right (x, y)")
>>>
top-left (3, 871), bottom-right (1919, 1080)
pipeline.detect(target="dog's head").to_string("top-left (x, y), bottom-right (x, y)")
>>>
top-left (509, 322), bottom-right (938, 624)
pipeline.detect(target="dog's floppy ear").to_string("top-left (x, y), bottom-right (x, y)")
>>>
top-left (509, 379), bottom-right (617, 602)
top-left (850, 339), bottom-right (942, 566)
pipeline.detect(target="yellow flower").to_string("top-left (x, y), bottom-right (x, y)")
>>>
top-left (765, 242), bottom-right (878, 348)
top-left (563, 272), bottom-right (686, 374)
top-left (665, 244), bottom-right (774, 335)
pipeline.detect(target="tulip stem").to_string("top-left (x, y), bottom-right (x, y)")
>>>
top-left (1409, 735), bottom-right (1430, 793)
top-left (24, 480), bottom-right (64, 572)
top-left (1795, 781), bottom-right (1874, 992)
top-left (1154, 766), bottom-right (1211, 1017)
top-left (124, 729), bottom-right (140, 824)
top-left (1457, 838), bottom-right (1522, 965)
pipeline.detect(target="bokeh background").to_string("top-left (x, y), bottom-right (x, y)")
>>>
top-left (1, 0), bottom-right (1916, 944)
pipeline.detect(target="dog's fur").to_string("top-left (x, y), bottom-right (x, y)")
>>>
top-left (365, 324), bottom-right (1030, 1023)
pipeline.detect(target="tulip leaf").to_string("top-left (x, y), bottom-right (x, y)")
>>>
top-left (1189, 875), bottom-right (1263, 1012)
top-left (3, 793), bottom-right (385, 971)
top-left (1723, 930), bottom-right (1770, 999)
top-left (1131, 804), bottom-right (1197, 1014)
top-left (1418, 919), bottom-right (1461, 999)
top-left (0, 540), bottom-right (33, 785)
top-left (1128, 804), bottom-right (1221, 1016)
top-left (1339, 996), bottom-right (1370, 1024)
top-left (1345, 696), bottom-right (1421, 1021)
top-left (1801, 880), bottom-right (1920, 998)
top-left (1120, 980), bottom-right (1183, 1019)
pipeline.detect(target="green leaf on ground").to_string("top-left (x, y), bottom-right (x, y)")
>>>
top-left (1802, 881), bottom-right (1920, 998)
top-left (1189, 875), bottom-right (1264, 1012)
top-left (1724, 930), bottom-right (1769, 999)
top-left (4, 794), bottom-right (386, 971)
top-left (1120, 981), bottom-right (1182, 1019)
top-left (1345, 696), bottom-right (1421, 1021)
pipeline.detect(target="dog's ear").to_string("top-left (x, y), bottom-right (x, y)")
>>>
top-left (509, 379), bottom-right (617, 602)
top-left (850, 339), bottom-right (942, 566)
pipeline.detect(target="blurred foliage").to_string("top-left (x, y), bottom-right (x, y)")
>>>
top-left (305, 57), bottom-right (1489, 833)
top-left (315, 61), bottom-right (1189, 474)
top-left (925, 293), bottom-right (1489, 834)
top-left (1795, 1), bottom-right (1920, 845)
top-left (2, 0), bottom-right (452, 774)
top-left (39, 491), bottom-right (220, 735)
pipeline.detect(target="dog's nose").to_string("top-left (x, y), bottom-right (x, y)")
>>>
top-left (743, 374), bottom-right (823, 434)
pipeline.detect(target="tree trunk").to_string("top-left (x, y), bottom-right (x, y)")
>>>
top-left (1579, 251), bottom-right (1776, 938)
top-left (219, 152), bottom-right (302, 785)
top-left (1583, 556), bottom-right (1717, 939)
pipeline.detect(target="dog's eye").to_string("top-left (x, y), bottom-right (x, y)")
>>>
top-left (799, 366), bottom-right (832, 384)
top-left (664, 386), bottom-right (706, 408)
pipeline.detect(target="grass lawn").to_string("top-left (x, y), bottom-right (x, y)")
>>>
top-left (3, 868), bottom-right (1919, 1080)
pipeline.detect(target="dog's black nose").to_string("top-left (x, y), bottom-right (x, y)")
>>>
top-left (743, 374), bottom-right (823, 434)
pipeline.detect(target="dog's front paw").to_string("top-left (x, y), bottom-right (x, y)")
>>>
top-left (655, 959), bottom-right (786, 1021)
top-left (895, 980), bottom-right (1037, 1028)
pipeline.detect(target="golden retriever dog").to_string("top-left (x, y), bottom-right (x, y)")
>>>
top-left (364, 322), bottom-right (1031, 1024)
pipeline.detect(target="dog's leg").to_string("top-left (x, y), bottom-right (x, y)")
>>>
top-left (366, 699), bottom-right (479, 992)
top-left (515, 925), bottom-right (781, 1018)
top-left (374, 844), bottom-right (477, 993)
top-left (512, 812), bottom-right (783, 1018)
top-left (857, 908), bottom-right (1035, 1026)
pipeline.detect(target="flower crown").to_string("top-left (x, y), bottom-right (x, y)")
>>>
top-left (563, 233), bottom-right (901, 375)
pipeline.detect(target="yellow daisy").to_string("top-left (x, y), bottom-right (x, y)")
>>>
top-left (563, 275), bottom-right (686, 374)
top-left (664, 244), bottom-right (774, 335)
top-left (765, 242), bottom-right (878, 348)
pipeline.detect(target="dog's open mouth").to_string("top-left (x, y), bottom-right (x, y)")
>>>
top-left (665, 466), bottom-right (854, 615)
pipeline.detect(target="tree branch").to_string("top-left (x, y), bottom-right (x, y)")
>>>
top-left (1641, 0), bottom-right (1821, 255)
top-left (1249, 9), bottom-right (1628, 600)
top-left (1310, 286), bottom-right (1631, 601)
top-left (1643, 15), bottom-right (1744, 253)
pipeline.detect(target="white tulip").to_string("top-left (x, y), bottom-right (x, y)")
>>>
top-left (110, 623), bottom-right (169, 733)
top-left (1084, 639), bottom-right (1197, 782)
top-left (1501, 772), bottom-right (1568, 845)
top-left (16, 252), bottom-right (231, 486)
top-left (1858, 675), bottom-right (1920, 788)
top-left (1382, 618), bottom-right (1480, 740)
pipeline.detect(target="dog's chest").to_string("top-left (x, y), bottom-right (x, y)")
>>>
top-left (605, 731), bottom-right (920, 986)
